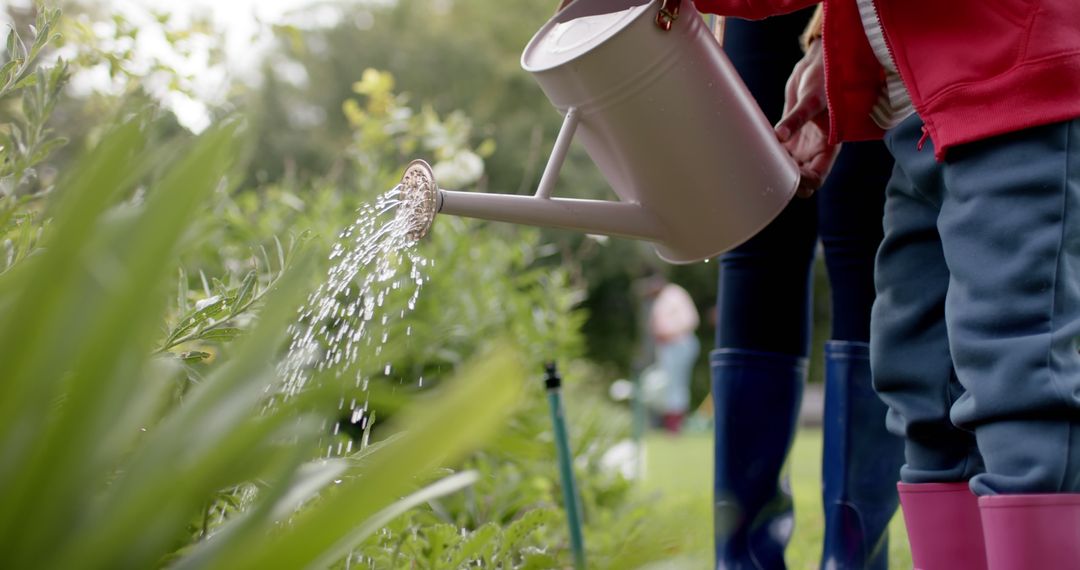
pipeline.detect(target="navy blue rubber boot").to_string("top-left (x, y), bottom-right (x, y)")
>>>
top-left (712, 348), bottom-right (806, 570)
top-left (820, 341), bottom-right (904, 570)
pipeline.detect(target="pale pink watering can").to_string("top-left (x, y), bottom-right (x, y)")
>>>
top-left (400, 0), bottom-right (798, 263)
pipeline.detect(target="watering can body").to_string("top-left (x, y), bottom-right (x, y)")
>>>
top-left (409, 0), bottom-right (799, 263)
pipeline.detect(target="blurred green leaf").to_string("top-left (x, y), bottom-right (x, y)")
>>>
top-left (180, 351), bottom-right (212, 364)
top-left (315, 470), bottom-right (481, 568)
top-left (198, 327), bottom-right (244, 343)
top-left (0, 117), bottom-right (244, 569)
top-left (220, 343), bottom-right (525, 570)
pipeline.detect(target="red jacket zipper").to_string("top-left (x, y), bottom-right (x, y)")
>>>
top-left (871, 0), bottom-right (932, 153)
top-left (821, 1), bottom-right (839, 146)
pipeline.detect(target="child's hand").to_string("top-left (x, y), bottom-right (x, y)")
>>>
top-left (775, 40), bottom-right (840, 198)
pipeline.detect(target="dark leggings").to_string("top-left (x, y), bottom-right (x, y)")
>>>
top-left (716, 13), bottom-right (893, 355)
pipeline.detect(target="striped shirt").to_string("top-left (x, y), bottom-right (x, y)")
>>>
top-left (856, 0), bottom-right (915, 129)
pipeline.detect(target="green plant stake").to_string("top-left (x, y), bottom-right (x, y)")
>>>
top-left (544, 362), bottom-right (587, 569)
top-left (632, 370), bottom-right (647, 447)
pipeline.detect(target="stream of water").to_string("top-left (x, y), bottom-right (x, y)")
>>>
top-left (276, 185), bottom-right (432, 452)
top-left (202, 186), bottom-right (433, 536)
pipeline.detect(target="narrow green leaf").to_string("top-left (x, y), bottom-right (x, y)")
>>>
top-left (48, 252), bottom-right (318, 570)
top-left (267, 459), bottom-right (349, 521)
top-left (274, 234), bottom-right (285, 271)
top-left (309, 471), bottom-right (480, 569)
top-left (29, 136), bottom-right (66, 165)
top-left (498, 508), bottom-right (558, 559)
top-left (199, 269), bottom-right (211, 296)
top-left (177, 266), bottom-right (190, 314)
top-left (445, 522), bottom-right (499, 568)
top-left (12, 71), bottom-right (37, 90)
top-left (4, 27), bottom-right (17, 62)
top-left (3, 121), bottom-right (244, 568)
top-left (0, 118), bottom-right (148, 539)
top-left (519, 550), bottom-right (560, 570)
top-left (198, 327), bottom-right (243, 343)
top-left (232, 271), bottom-right (257, 314)
top-left (211, 277), bottom-right (228, 296)
top-left (164, 296), bottom-right (229, 348)
top-left (179, 351), bottom-right (212, 364)
top-left (220, 343), bottom-right (525, 570)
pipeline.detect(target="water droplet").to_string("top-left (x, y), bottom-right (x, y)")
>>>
top-left (273, 185), bottom-right (432, 455)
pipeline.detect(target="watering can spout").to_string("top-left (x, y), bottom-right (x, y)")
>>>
top-left (398, 159), bottom-right (663, 244)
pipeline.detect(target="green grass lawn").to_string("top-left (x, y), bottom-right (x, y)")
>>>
top-left (637, 429), bottom-right (912, 569)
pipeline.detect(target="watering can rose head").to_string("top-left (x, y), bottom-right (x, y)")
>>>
top-left (397, 159), bottom-right (439, 241)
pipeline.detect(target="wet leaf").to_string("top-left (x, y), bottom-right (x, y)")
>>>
top-left (197, 328), bottom-right (243, 343)
top-left (231, 271), bottom-right (257, 314)
top-left (179, 351), bottom-right (211, 364)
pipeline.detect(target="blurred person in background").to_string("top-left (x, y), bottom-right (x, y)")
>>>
top-left (645, 274), bottom-right (701, 434)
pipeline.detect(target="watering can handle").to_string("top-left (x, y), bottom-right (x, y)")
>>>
top-left (655, 0), bottom-right (681, 31)
top-left (534, 107), bottom-right (581, 200)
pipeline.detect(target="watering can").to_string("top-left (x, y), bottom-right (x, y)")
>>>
top-left (399, 0), bottom-right (799, 264)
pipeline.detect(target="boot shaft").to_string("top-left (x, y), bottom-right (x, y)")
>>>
top-left (821, 341), bottom-right (904, 570)
top-left (897, 482), bottom-right (987, 570)
top-left (711, 348), bottom-right (806, 569)
top-left (979, 494), bottom-right (1080, 570)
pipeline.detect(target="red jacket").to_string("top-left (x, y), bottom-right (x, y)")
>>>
top-left (696, 0), bottom-right (1080, 160)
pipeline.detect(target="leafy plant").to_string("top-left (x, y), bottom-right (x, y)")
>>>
top-left (0, 6), bottom-right (61, 99)
top-left (362, 508), bottom-right (563, 569)
top-left (1, 6), bottom-right (67, 272)
top-left (0, 111), bottom-right (528, 569)
top-left (1, 5), bottom-right (68, 193)
top-left (158, 234), bottom-right (306, 357)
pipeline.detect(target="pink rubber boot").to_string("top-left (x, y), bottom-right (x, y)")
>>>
top-left (897, 482), bottom-right (988, 570)
top-left (979, 494), bottom-right (1080, 570)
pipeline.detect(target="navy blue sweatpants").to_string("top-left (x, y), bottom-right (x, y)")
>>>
top-left (718, 13), bottom-right (893, 354)
top-left (872, 114), bottom-right (1080, 495)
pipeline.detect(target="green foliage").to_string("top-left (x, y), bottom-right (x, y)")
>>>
top-left (0, 115), bottom-right (240, 567)
top-left (1, 6), bottom-right (67, 274)
top-left (0, 110), bottom-right (531, 569)
top-left (159, 234), bottom-right (305, 356)
top-left (0, 6), bottom-right (61, 99)
top-left (1, 6), bottom-right (68, 194)
top-left (342, 68), bottom-right (494, 191)
top-left (0, 192), bottom-right (42, 273)
top-left (360, 508), bottom-right (561, 569)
